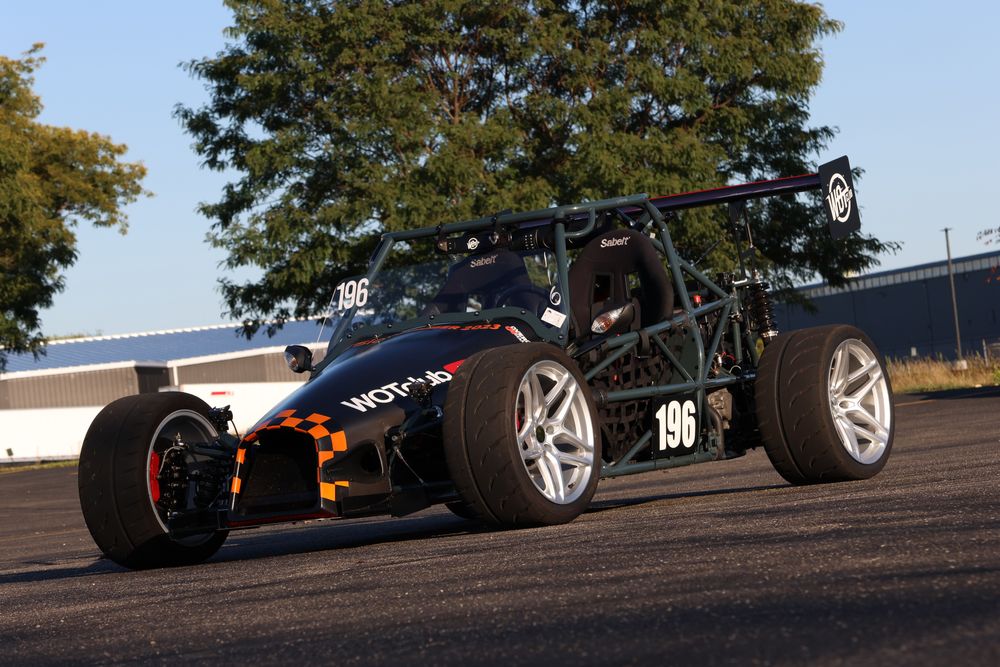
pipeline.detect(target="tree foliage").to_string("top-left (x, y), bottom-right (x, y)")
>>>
top-left (0, 46), bottom-right (149, 369)
top-left (977, 227), bottom-right (1000, 247)
top-left (178, 0), bottom-right (897, 332)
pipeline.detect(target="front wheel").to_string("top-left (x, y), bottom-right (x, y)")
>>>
top-left (443, 343), bottom-right (601, 526)
top-left (78, 392), bottom-right (229, 569)
top-left (756, 325), bottom-right (894, 484)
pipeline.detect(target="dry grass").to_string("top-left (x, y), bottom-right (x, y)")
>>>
top-left (886, 354), bottom-right (1000, 394)
top-left (0, 459), bottom-right (78, 474)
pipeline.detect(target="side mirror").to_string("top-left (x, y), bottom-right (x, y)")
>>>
top-left (590, 301), bottom-right (636, 335)
top-left (284, 345), bottom-right (314, 374)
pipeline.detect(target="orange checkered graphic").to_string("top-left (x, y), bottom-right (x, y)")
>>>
top-left (230, 409), bottom-right (350, 504)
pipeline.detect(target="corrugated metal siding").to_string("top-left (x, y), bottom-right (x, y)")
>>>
top-left (137, 367), bottom-right (171, 395)
top-left (0, 366), bottom-right (169, 409)
top-left (776, 266), bottom-right (1000, 359)
top-left (176, 353), bottom-right (291, 384)
top-left (174, 350), bottom-right (327, 384)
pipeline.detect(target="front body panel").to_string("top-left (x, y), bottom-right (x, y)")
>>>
top-left (227, 323), bottom-right (534, 523)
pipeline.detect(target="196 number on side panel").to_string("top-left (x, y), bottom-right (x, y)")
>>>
top-left (653, 396), bottom-right (699, 457)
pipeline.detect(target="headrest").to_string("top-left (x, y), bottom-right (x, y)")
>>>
top-left (569, 229), bottom-right (673, 331)
top-left (429, 250), bottom-right (531, 312)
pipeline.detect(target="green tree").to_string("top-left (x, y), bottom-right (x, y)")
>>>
top-left (178, 0), bottom-right (896, 332)
top-left (0, 46), bottom-right (149, 369)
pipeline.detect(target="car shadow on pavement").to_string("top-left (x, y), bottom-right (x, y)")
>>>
top-left (0, 557), bottom-right (120, 585)
top-left (209, 513), bottom-right (486, 565)
top-left (586, 483), bottom-right (787, 513)
top-left (2, 484), bottom-right (793, 580)
top-left (0, 514), bottom-right (483, 583)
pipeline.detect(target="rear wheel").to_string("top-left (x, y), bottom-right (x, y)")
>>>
top-left (78, 392), bottom-right (229, 569)
top-left (443, 343), bottom-right (600, 526)
top-left (756, 325), bottom-right (894, 484)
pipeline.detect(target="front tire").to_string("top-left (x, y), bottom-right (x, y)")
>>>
top-left (443, 343), bottom-right (601, 526)
top-left (756, 325), bottom-right (894, 484)
top-left (78, 392), bottom-right (228, 569)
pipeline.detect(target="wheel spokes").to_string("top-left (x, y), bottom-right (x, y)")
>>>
top-left (543, 372), bottom-right (572, 410)
top-left (552, 427), bottom-right (591, 452)
top-left (845, 405), bottom-right (889, 443)
top-left (517, 418), bottom-right (533, 444)
top-left (834, 415), bottom-right (861, 459)
top-left (555, 450), bottom-right (591, 467)
top-left (529, 372), bottom-right (546, 421)
top-left (542, 451), bottom-right (567, 503)
top-left (847, 368), bottom-right (884, 403)
top-left (831, 345), bottom-right (850, 393)
top-left (533, 455), bottom-right (556, 498)
top-left (847, 358), bottom-right (879, 386)
top-left (515, 360), bottom-right (595, 505)
top-left (827, 339), bottom-right (891, 464)
top-left (550, 381), bottom-right (578, 424)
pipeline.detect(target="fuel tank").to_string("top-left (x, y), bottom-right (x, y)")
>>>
top-left (228, 322), bottom-right (534, 520)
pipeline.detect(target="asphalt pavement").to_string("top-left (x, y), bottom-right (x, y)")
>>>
top-left (1, 388), bottom-right (998, 665)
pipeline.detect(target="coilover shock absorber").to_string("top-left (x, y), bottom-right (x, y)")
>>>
top-left (747, 279), bottom-right (779, 344)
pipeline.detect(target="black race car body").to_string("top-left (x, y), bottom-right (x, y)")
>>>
top-left (78, 156), bottom-right (894, 569)
top-left (229, 324), bottom-right (527, 524)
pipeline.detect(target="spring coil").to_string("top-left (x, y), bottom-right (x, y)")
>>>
top-left (748, 281), bottom-right (779, 342)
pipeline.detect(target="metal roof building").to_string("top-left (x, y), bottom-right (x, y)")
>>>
top-left (1, 321), bottom-right (327, 409)
top-left (774, 249), bottom-right (1000, 359)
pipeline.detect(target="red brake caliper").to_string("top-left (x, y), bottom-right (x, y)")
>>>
top-left (149, 451), bottom-right (161, 503)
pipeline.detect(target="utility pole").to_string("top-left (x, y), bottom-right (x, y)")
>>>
top-left (942, 228), bottom-right (963, 361)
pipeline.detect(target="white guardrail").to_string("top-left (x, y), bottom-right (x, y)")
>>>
top-left (0, 382), bottom-right (304, 464)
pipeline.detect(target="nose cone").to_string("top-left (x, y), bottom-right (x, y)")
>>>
top-left (248, 323), bottom-right (528, 438)
top-left (232, 323), bottom-right (532, 519)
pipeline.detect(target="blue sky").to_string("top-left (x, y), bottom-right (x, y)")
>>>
top-left (2, 1), bottom-right (998, 337)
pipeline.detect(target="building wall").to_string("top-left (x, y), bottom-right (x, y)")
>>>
top-left (1, 348), bottom-right (327, 410)
top-left (174, 349), bottom-right (326, 384)
top-left (0, 366), bottom-right (169, 409)
top-left (775, 264), bottom-right (1000, 359)
top-left (175, 353), bottom-right (294, 384)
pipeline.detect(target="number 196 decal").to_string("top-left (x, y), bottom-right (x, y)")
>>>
top-left (333, 278), bottom-right (370, 310)
top-left (655, 398), bottom-right (698, 453)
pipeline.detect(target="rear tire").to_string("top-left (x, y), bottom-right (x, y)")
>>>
top-left (78, 392), bottom-right (228, 569)
top-left (756, 325), bottom-right (894, 484)
top-left (443, 343), bottom-right (600, 526)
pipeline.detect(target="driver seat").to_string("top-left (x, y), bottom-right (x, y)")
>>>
top-left (426, 249), bottom-right (533, 314)
top-left (568, 229), bottom-right (673, 339)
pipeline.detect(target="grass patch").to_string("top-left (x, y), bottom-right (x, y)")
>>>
top-left (886, 354), bottom-right (999, 393)
top-left (0, 459), bottom-right (78, 474)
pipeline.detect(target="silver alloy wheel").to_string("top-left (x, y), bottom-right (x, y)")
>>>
top-left (515, 360), bottom-right (595, 504)
top-left (146, 409), bottom-right (218, 539)
top-left (827, 339), bottom-right (892, 464)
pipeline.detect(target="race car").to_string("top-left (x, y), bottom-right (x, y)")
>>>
top-left (78, 156), bottom-right (894, 569)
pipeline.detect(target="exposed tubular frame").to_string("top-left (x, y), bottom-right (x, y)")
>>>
top-left (324, 172), bottom-right (825, 479)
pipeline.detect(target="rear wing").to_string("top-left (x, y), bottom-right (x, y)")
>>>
top-left (398, 155), bottom-right (862, 247)
top-left (648, 155), bottom-right (861, 239)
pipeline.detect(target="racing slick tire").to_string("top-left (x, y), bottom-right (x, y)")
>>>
top-left (756, 325), bottom-right (894, 484)
top-left (78, 392), bottom-right (228, 569)
top-left (443, 343), bottom-right (601, 526)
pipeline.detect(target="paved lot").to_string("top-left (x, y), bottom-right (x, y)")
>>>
top-left (1, 389), bottom-right (998, 665)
